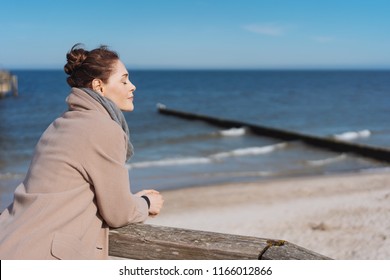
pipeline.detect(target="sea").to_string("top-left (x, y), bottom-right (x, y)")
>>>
top-left (1, 70), bottom-right (389, 210)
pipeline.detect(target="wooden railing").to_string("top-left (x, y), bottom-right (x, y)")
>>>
top-left (109, 223), bottom-right (331, 260)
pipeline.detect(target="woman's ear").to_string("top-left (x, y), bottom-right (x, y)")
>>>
top-left (92, 79), bottom-right (104, 95)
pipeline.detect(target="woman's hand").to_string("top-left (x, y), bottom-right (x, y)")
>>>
top-left (136, 189), bottom-right (164, 217)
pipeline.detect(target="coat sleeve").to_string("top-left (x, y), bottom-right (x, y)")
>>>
top-left (81, 118), bottom-right (149, 228)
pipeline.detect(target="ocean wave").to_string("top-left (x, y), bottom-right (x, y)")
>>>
top-left (217, 127), bottom-right (246, 137)
top-left (158, 127), bottom-right (246, 146)
top-left (332, 130), bottom-right (371, 141)
top-left (210, 143), bottom-right (287, 160)
top-left (127, 157), bottom-right (212, 169)
top-left (305, 154), bottom-right (347, 166)
top-left (199, 170), bottom-right (274, 178)
top-left (127, 143), bottom-right (287, 169)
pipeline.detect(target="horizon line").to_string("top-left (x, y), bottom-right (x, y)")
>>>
top-left (5, 67), bottom-right (390, 71)
top-left (4, 64), bottom-right (390, 71)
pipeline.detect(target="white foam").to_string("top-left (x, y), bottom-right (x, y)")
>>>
top-left (333, 130), bottom-right (371, 141)
top-left (306, 154), bottom-right (347, 166)
top-left (218, 127), bottom-right (246, 137)
top-left (211, 143), bottom-right (287, 160)
top-left (127, 157), bottom-right (211, 169)
top-left (200, 170), bottom-right (274, 178)
top-left (156, 103), bottom-right (167, 109)
top-left (127, 143), bottom-right (287, 169)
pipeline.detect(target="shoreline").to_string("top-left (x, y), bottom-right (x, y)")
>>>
top-left (147, 170), bottom-right (390, 260)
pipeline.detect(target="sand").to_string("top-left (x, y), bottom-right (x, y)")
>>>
top-left (147, 170), bottom-right (390, 260)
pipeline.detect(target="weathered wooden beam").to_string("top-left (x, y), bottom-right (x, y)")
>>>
top-left (157, 105), bottom-right (390, 163)
top-left (109, 223), bottom-right (330, 260)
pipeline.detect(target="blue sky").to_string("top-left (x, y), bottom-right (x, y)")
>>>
top-left (1, 0), bottom-right (389, 69)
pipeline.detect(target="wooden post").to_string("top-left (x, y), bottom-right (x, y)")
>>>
top-left (11, 75), bottom-right (18, 97)
top-left (109, 223), bottom-right (331, 260)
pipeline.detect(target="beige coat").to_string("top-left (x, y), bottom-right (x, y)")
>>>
top-left (0, 88), bottom-right (149, 259)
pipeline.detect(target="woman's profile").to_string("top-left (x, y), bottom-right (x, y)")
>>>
top-left (0, 44), bottom-right (164, 259)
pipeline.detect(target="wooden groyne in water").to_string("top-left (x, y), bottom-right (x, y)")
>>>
top-left (109, 223), bottom-right (330, 259)
top-left (157, 104), bottom-right (390, 163)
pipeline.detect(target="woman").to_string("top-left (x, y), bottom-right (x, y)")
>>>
top-left (0, 44), bottom-right (164, 259)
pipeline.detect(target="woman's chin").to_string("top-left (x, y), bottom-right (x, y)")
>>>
top-left (121, 104), bottom-right (134, 112)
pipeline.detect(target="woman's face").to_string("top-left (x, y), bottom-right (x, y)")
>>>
top-left (101, 60), bottom-right (136, 111)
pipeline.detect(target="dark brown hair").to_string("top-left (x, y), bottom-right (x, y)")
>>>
top-left (64, 43), bottom-right (120, 88)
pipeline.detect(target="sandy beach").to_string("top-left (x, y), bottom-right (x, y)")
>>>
top-left (147, 170), bottom-right (390, 260)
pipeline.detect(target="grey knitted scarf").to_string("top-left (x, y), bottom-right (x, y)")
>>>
top-left (82, 87), bottom-right (134, 161)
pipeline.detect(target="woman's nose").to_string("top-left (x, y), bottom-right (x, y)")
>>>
top-left (130, 82), bottom-right (136, 92)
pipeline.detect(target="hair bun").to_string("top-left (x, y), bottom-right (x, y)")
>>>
top-left (63, 43), bottom-right (119, 88)
top-left (64, 44), bottom-right (89, 75)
